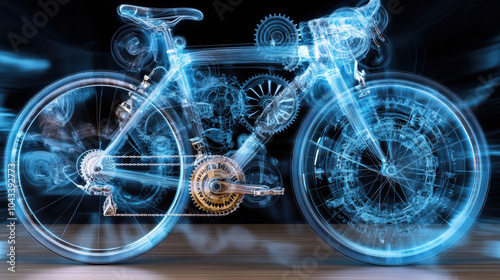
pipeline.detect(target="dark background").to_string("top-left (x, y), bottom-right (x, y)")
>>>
top-left (0, 0), bottom-right (499, 224)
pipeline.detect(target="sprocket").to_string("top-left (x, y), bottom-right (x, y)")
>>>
top-left (193, 75), bottom-right (243, 153)
top-left (244, 76), bottom-right (300, 135)
top-left (190, 156), bottom-right (245, 214)
top-left (78, 149), bottom-right (116, 183)
top-left (241, 74), bottom-right (298, 132)
top-left (255, 14), bottom-right (300, 61)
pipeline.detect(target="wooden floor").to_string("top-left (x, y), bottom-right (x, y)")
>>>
top-left (5, 223), bottom-right (500, 279)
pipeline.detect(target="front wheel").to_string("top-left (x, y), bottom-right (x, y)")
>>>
top-left (293, 72), bottom-right (489, 265)
top-left (5, 71), bottom-right (192, 263)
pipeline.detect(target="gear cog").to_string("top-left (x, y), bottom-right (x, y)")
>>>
top-left (241, 157), bottom-right (282, 209)
top-left (111, 24), bottom-right (161, 70)
top-left (241, 74), bottom-right (299, 133)
top-left (242, 74), bottom-right (300, 135)
top-left (190, 156), bottom-right (245, 214)
top-left (78, 149), bottom-right (116, 183)
top-left (255, 14), bottom-right (300, 61)
top-left (282, 56), bottom-right (301, 72)
top-left (194, 75), bottom-right (243, 153)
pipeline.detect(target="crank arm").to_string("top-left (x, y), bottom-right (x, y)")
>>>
top-left (211, 181), bottom-right (284, 196)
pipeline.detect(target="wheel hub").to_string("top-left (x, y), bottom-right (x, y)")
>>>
top-left (78, 150), bottom-right (116, 183)
top-left (332, 119), bottom-right (437, 224)
top-left (381, 164), bottom-right (398, 177)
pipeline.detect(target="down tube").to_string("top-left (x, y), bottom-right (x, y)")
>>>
top-left (231, 67), bottom-right (314, 169)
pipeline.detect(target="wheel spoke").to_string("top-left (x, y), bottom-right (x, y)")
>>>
top-left (295, 78), bottom-right (486, 264)
top-left (10, 73), bottom-right (188, 263)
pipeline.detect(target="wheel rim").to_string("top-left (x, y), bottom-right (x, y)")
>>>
top-left (293, 73), bottom-right (489, 265)
top-left (5, 72), bottom-right (189, 263)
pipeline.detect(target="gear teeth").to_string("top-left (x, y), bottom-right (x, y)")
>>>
top-left (242, 73), bottom-right (289, 89)
top-left (240, 74), bottom-right (293, 132)
top-left (284, 59), bottom-right (301, 72)
top-left (277, 103), bottom-right (300, 133)
top-left (255, 13), bottom-right (299, 54)
top-left (189, 156), bottom-right (244, 214)
top-left (79, 149), bottom-right (115, 183)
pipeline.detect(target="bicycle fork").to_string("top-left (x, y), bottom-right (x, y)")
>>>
top-left (232, 61), bottom-right (388, 173)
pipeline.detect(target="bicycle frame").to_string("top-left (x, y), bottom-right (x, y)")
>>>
top-left (105, 0), bottom-right (387, 173)
top-left (6, 0), bottom-right (491, 265)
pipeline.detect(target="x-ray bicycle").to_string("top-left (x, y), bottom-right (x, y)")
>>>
top-left (5, 0), bottom-right (489, 265)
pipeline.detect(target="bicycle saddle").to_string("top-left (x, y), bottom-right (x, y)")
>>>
top-left (118, 4), bottom-right (204, 27)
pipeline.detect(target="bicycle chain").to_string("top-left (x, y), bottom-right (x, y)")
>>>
top-left (103, 154), bottom-right (234, 217)
top-left (106, 154), bottom-right (198, 167)
top-left (113, 212), bottom-right (232, 217)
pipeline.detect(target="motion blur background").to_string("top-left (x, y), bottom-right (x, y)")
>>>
top-left (0, 0), bottom-right (499, 276)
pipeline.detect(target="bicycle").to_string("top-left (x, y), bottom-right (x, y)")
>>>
top-left (4, 0), bottom-right (490, 265)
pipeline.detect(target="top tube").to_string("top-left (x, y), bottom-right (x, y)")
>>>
top-left (185, 44), bottom-right (287, 66)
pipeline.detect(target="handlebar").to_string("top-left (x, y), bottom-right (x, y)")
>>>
top-left (300, 0), bottom-right (386, 64)
top-left (357, 0), bottom-right (381, 18)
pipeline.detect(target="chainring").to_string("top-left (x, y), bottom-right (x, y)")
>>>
top-left (190, 156), bottom-right (245, 214)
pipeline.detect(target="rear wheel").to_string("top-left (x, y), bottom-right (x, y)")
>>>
top-left (5, 71), bottom-right (192, 263)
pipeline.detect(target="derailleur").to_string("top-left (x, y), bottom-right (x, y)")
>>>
top-left (77, 182), bottom-right (118, 216)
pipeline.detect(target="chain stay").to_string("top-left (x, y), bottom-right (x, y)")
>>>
top-left (105, 154), bottom-right (197, 167)
top-left (103, 154), bottom-right (233, 217)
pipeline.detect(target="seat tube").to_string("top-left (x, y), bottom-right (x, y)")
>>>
top-left (161, 28), bottom-right (209, 154)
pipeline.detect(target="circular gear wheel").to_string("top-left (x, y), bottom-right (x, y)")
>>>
top-left (139, 113), bottom-right (177, 156)
top-left (111, 24), bottom-right (161, 70)
top-left (282, 56), bottom-right (301, 72)
top-left (78, 149), bottom-right (116, 183)
top-left (241, 157), bottom-right (282, 209)
top-left (194, 76), bottom-right (243, 153)
top-left (190, 156), bottom-right (245, 214)
top-left (255, 14), bottom-right (300, 60)
top-left (241, 74), bottom-right (298, 132)
top-left (242, 74), bottom-right (300, 135)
